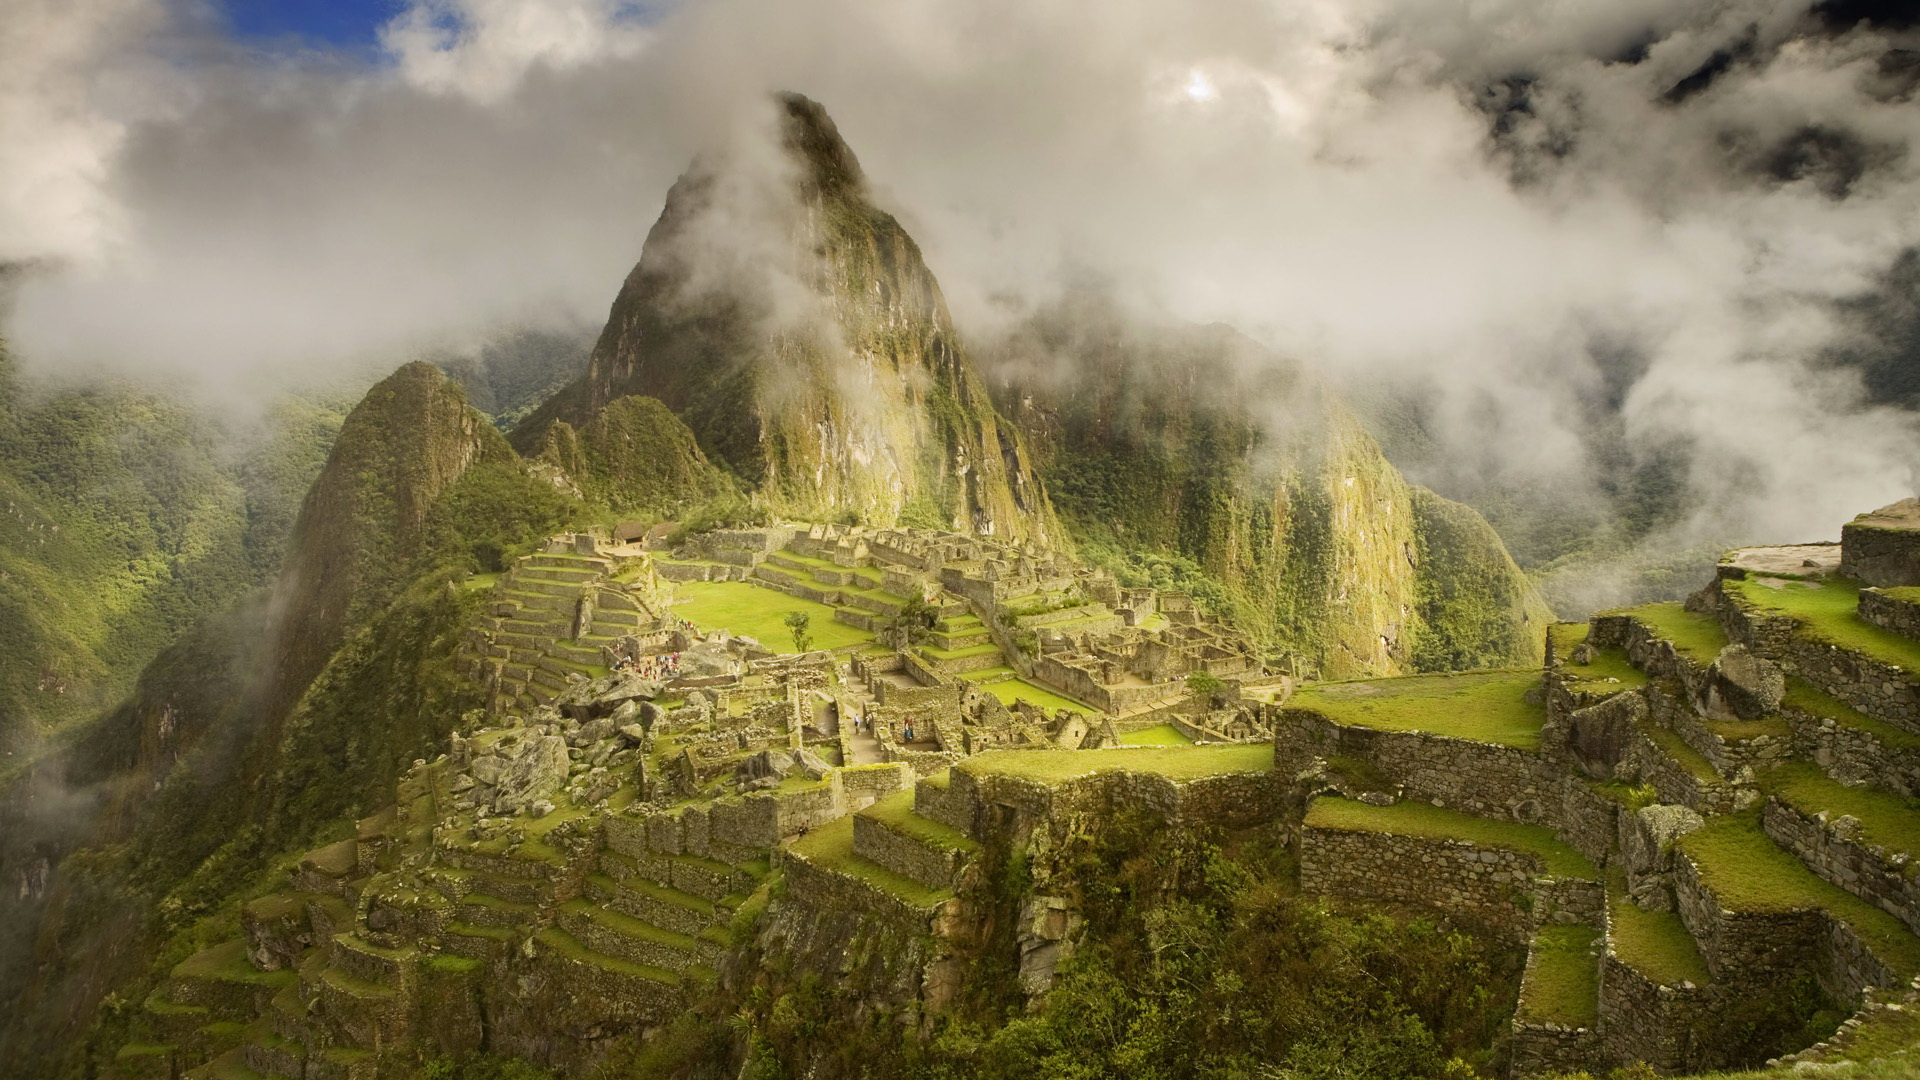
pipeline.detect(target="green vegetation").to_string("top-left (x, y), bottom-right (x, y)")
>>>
top-left (1679, 813), bottom-right (1920, 976)
top-left (1306, 797), bottom-right (1594, 878)
top-left (1607, 876), bottom-right (1710, 986)
top-left (782, 610), bottom-right (813, 653)
top-left (976, 676), bottom-right (1091, 715)
top-left (1409, 487), bottom-right (1553, 673)
top-left (1619, 601), bottom-right (1728, 663)
top-left (1119, 724), bottom-right (1194, 746)
top-left (672, 580), bottom-right (873, 652)
top-left (1289, 669), bottom-right (1546, 750)
top-left (786, 816), bottom-right (950, 909)
top-left (1638, 720), bottom-right (1721, 785)
top-left (705, 808), bottom-right (1521, 1079)
top-left (1784, 677), bottom-right (1920, 750)
top-left (1728, 576), bottom-right (1920, 673)
top-left (861, 791), bottom-right (978, 852)
top-left (1519, 924), bottom-right (1599, 1028)
top-left (959, 745), bottom-right (1274, 785)
top-left (1766, 763), bottom-right (1920, 865)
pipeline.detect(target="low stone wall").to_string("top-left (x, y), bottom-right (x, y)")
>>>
top-left (1841, 522), bottom-right (1920, 588)
top-left (777, 846), bottom-right (941, 933)
top-left (1671, 851), bottom-right (1825, 988)
top-left (840, 763), bottom-right (914, 802)
top-left (1298, 825), bottom-right (1554, 943)
top-left (852, 816), bottom-right (964, 890)
top-left (1785, 700), bottom-right (1920, 798)
top-left (1779, 636), bottom-right (1920, 737)
top-left (1763, 797), bottom-right (1920, 937)
top-left (1597, 954), bottom-right (1713, 1074)
top-left (949, 764), bottom-right (1281, 841)
top-left (1272, 710), bottom-right (1555, 823)
top-left (1588, 615), bottom-right (1712, 695)
top-left (1858, 589), bottom-right (1920, 643)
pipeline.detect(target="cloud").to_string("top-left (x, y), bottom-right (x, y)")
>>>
top-left (1, 0), bottom-right (1917, 585)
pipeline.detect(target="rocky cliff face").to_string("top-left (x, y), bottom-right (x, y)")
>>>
top-left (266, 361), bottom-right (510, 712)
top-left (989, 305), bottom-right (1549, 677)
top-left (534, 93), bottom-right (1056, 543)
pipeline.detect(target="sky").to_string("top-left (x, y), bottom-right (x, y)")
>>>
top-left (2, 0), bottom-right (1918, 593)
top-left (219, 0), bottom-right (399, 51)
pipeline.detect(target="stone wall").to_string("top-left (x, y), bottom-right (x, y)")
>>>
top-left (1858, 589), bottom-right (1920, 643)
top-left (1785, 701), bottom-right (1920, 799)
top-left (852, 816), bottom-right (965, 890)
top-left (1272, 710), bottom-right (1555, 823)
top-left (1597, 954), bottom-right (1712, 1074)
top-left (948, 763), bottom-right (1280, 842)
top-left (1553, 778), bottom-right (1625, 868)
top-left (1841, 522), bottom-right (1920, 588)
top-left (1298, 825), bottom-right (1554, 943)
top-left (777, 846), bottom-right (943, 933)
top-left (1763, 797), bottom-right (1920, 937)
top-left (1776, 637), bottom-right (1920, 737)
top-left (1671, 851), bottom-right (1825, 988)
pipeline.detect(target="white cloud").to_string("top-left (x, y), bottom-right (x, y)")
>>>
top-left (1, 0), bottom-right (1917, 570)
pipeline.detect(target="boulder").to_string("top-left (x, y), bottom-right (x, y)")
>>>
top-left (491, 735), bottom-right (570, 815)
top-left (678, 639), bottom-right (738, 678)
top-left (736, 750), bottom-right (794, 782)
top-left (1566, 692), bottom-right (1647, 779)
top-left (791, 748), bottom-right (833, 781)
top-left (1702, 644), bottom-right (1785, 721)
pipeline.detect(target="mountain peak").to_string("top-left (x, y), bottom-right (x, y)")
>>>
top-left (775, 91), bottom-right (866, 200)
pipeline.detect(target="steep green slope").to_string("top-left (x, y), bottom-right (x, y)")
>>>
top-left (522, 93), bottom-right (1057, 544)
top-left (0, 342), bottom-right (341, 756)
top-left (0, 361), bottom-right (592, 1077)
top-left (265, 361), bottom-right (514, 712)
top-left (518, 394), bottom-right (732, 512)
top-left (990, 307), bottom-right (1549, 677)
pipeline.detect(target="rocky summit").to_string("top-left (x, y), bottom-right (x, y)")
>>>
top-left (5, 91), bottom-right (1920, 1080)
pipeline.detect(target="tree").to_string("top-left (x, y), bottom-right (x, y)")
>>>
top-left (1186, 669), bottom-right (1227, 710)
top-left (782, 610), bottom-right (812, 654)
top-left (890, 593), bottom-right (937, 649)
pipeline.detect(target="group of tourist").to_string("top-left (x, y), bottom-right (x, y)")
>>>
top-left (616, 652), bottom-right (682, 681)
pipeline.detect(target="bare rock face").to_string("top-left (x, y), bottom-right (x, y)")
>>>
top-left (1702, 644), bottom-right (1785, 722)
top-left (464, 735), bottom-right (570, 816)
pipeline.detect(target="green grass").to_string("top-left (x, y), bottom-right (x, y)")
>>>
top-left (861, 790), bottom-right (978, 851)
top-left (1304, 797), bottom-right (1595, 878)
top-left (1729, 577), bottom-right (1920, 674)
top-left (1767, 762), bottom-right (1920, 866)
top-left (173, 939), bottom-right (294, 987)
top-left (1518, 924), bottom-right (1599, 1028)
top-left (1639, 720), bottom-right (1721, 784)
top-left (671, 579), bottom-right (874, 651)
top-left (1679, 813), bottom-right (1920, 976)
top-left (1620, 601), bottom-right (1729, 663)
top-left (1785, 678), bottom-right (1920, 750)
top-left (1288, 669), bottom-right (1546, 750)
top-left (959, 745), bottom-right (1274, 786)
top-left (534, 927), bottom-right (680, 984)
top-left (919, 641), bottom-right (1003, 661)
top-left (786, 816), bottom-right (950, 908)
top-left (983, 677), bottom-right (1092, 714)
top-left (1120, 724), bottom-right (1195, 746)
top-left (1558, 642), bottom-right (1650, 696)
top-left (1704, 715), bottom-right (1793, 742)
top-left (1608, 875), bottom-right (1710, 986)
top-left (560, 899), bottom-right (702, 949)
